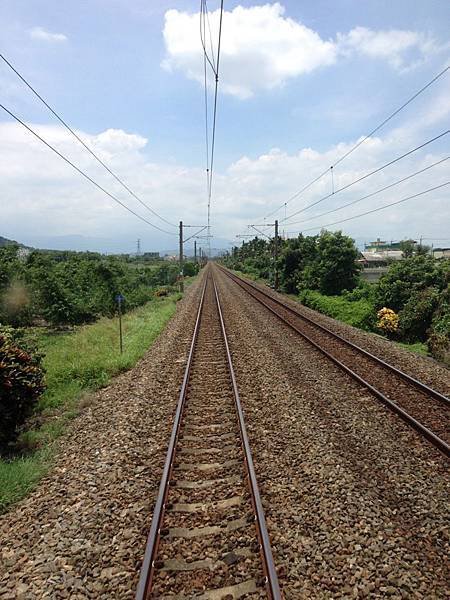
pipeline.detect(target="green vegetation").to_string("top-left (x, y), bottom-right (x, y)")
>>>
top-left (298, 289), bottom-right (375, 331)
top-left (0, 244), bottom-right (198, 327)
top-left (223, 231), bottom-right (450, 364)
top-left (396, 341), bottom-right (428, 356)
top-left (0, 327), bottom-right (45, 453)
top-left (0, 244), bottom-right (201, 510)
top-left (0, 292), bottom-right (181, 512)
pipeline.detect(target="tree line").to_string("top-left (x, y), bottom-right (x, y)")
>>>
top-left (222, 230), bottom-right (450, 364)
top-left (0, 245), bottom-right (198, 327)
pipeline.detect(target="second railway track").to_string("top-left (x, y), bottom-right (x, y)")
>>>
top-left (136, 269), bottom-right (281, 599)
top-left (218, 265), bottom-right (450, 457)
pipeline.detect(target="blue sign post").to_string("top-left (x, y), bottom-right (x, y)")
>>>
top-left (116, 294), bottom-right (125, 354)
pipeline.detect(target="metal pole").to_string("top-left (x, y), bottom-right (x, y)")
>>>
top-left (274, 219), bottom-right (279, 291)
top-left (194, 240), bottom-right (197, 264)
top-left (118, 298), bottom-right (123, 354)
top-left (179, 221), bottom-right (184, 292)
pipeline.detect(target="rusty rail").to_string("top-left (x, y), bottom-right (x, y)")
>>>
top-left (219, 266), bottom-right (449, 407)
top-left (135, 277), bottom-right (208, 600)
top-left (136, 271), bottom-right (281, 598)
top-left (212, 277), bottom-right (282, 599)
top-left (219, 266), bottom-right (450, 459)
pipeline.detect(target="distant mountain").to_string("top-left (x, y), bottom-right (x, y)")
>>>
top-left (0, 235), bottom-right (23, 248)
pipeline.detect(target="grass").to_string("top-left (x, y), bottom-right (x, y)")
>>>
top-left (298, 289), bottom-right (375, 331)
top-left (0, 291), bottom-right (182, 513)
top-left (396, 341), bottom-right (428, 356)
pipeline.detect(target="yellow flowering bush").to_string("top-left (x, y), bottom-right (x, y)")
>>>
top-left (377, 307), bottom-right (399, 334)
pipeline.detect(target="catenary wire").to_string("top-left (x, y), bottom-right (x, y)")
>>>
top-left (286, 156), bottom-right (449, 227)
top-left (285, 182), bottom-right (449, 235)
top-left (201, 0), bottom-right (224, 255)
top-left (0, 103), bottom-right (177, 235)
top-left (283, 130), bottom-right (449, 222)
top-left (260, 65), bottom-right (449, 222)
top-left (201, 3), bottom-right (212, 205)
top-left (0, 52), bottom-right (177, 228)
top-left (205, 0), bottom-right (217, 73)
top-left (199, 1), bottom-right (217, 76)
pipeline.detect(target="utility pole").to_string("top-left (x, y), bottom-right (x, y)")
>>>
top-left (274, 219), bottom-right (279, 291)
top-left (194, 240), bottom-right (197, 263)
top-left (136, 238), bottom-right (141, 257)
top-left (179, 221), bottom-right (184, 292)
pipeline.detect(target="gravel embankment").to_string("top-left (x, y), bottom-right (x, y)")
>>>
top-left (0, 275), bottom-right (205, 599)
top-left (214, 265), bottom-right (449, 599)
top-left (223, 271), bottom-right (449, 444)
top-left (238, 273), bottom-right (450, 397)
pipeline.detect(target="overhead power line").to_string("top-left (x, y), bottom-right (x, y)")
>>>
top-left (283, 130), bottom-right (449, 222)
top-left (0, 103), bottom-right (177, 235)
top-left (260, 65), bottom-right (449, 222)
top-left (286, 156), bottom-right (449, 227)
top-left (200, 0), bottom-right (217, 75)
top-left (200, 0), bottom-right (224, 255)
top-left (0, 52), bottom-right (177, 228)
top-left (285, 182), bottom-right (449, 235)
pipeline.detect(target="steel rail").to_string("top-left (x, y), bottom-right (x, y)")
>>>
top-left (218, 267), bottom-right (450, 458)
top-left (212, 277), bottom-right (282, 600)
top-left (135, 277), bottom-right (208, 600)
top-left (220, 266), bottom-right (450, 407)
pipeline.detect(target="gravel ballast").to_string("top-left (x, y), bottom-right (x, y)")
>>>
top-left (0, 277), bottom-right (205, 599)
top-left (1, 265), bottom-right (448, 599)
top-left (213, 265), bottom-right (449, 599)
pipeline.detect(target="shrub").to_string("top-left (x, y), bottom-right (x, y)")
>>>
top-left (376, 308), bottom-right (399, 335)
top-left (0, 327), bottom-right (45, 454)
top-left (154, 287), bottom-right (169, 297)
top-left (299, 289), bottom-right (376, 331)
top-left (399, 287), bottom-right (439, 342)
top-left (376, 256), bottom-right (448, 312)
top-left (183, 262), bottom-right (199, 277)
top-left (427, 285), bottom-right (450, 364)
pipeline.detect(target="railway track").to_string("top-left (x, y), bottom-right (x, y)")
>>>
top-left (218, 265), bottom-right (450, 458)
top-left (136, 271), bottom-right (281, 599)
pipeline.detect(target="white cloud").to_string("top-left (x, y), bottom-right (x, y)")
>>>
top-left (30, 27), bottom-right (68, 43)
top-left (163, 3), bottom-right (336, 99)
top-left (1, 112), bottom-right (448, 250)
top-left (162, 3), bottom-right (443, 98)
top-left (337, 27), bottom-right (440, 70)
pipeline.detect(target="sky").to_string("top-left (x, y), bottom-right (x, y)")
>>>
top-left (1, 0), bottom-right (449, 254)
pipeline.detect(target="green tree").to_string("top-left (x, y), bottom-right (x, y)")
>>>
top-left (313, 231), bottom-right (360, 295)
top-left (376, 256), bottom-right (448, 312)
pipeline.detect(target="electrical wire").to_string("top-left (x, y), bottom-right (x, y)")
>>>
top-left (201, 3), bottom-right (212, 210)
top-left (199, 1), bottom-right (218, 77)
top-left (285, 182), bottom-right (449, 235)
top-left (205, 0), bottom-right (217, 73)
top-left (283, 130), bottom-right (449, 222)
top-left (0, 52), bottom-right (177, 228)
top-left (260, 65), bottom-right (449, 222)
top-left (0, 103), bottom-right (177, 235)
top-left (200, 0), bottom-right (224, 255)
top-left (286, 156), bottom-right (449, 227)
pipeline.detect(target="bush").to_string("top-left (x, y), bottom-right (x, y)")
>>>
top-left (399, 287), bottom-right (439, 342)
top-left (376, 256), bottom-right (448, 312)
top-left (427, 285), bottom-right (450, 364)
top-left (376, 308), bottom-right (399, 336)
top-left (183, 262), bottom-right (199, 277)
top-left (299, 289), bottom-right (376, 331)
top-left (0, 327), bottom-right (45, 454)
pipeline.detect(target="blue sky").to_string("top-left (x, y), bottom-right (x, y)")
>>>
top-left (1, 1), bottom-right (449, 253)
